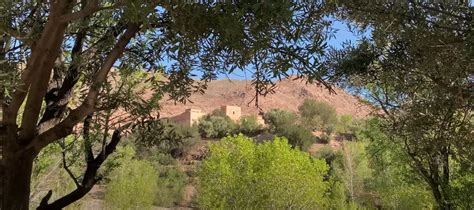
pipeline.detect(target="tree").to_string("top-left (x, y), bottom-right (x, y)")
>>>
top-left (238, 115), bottom-right (262, 136)
top-left (197, 134), bottom-right (329, 209)
top-left (297, 99), bottom-right (337, 134)
top-left (361, 118), bottom-right (436, 209)
top-left (197, 113), bottom-right (238, 138)
top-left (330, 2), bottom-right (473, 209)
top-left (263, 109), bottom-right (298, 133)
top-left (0, 1), bottom-right (334, 208)
top-left (333, 141), bottom-right (373, 206)
top-left (278, 124), bottom-right (315, 151)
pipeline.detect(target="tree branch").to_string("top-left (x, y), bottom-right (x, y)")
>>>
top-left (37, 127), bottom-right (123, 210)
top-left (30, 23), bottom-right (141, 152)
top-left (17, 1), bottom-right (73, 142)
top-left (37, 13), bottom-right (90, 131)
top-left (60, 1), bottom-right (123, 23)
top-left (0, 25), bottom-right (34, 45)
top-left (83, 114), bottom-right (94, 163)
top-left (61, 146), bottom-right (80, 188)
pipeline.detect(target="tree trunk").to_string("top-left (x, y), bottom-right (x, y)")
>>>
top-left (2, 128), bottom-right (36, 210)
top-left (427, 178), bottom-right (452, 210)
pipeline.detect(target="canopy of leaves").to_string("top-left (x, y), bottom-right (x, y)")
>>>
top-left (263, 109), bottom-right (298, 132)
top-left (298, 99), bottom-right (337, 132)
top-left (197, 112), bottom-right (238, 138)
top-left (238, 115), bottom-right (262, 136)
top-left (327, 2), bottom-right (473, 208)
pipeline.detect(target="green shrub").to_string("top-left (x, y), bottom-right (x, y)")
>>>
top-left (335, 114), bottom-right (353, 134)
top-left (149, 152), bottom-right (177, 166)
top-left (335, 115), bottom-right (363, 137)
top-left (239, 115), bottom-right (262, 136)
top-left (155, 166), bottom-right (187, 207)
top-left (197, 134), bottom-right (330, 209)
top-left (278, 124), bottom-right (315, 151)
top-left (101, 144), bottom-right (136, 178)
top-left (105, 159), bottom-right (158, 210)
top-left (197, 114), bottom-right (237, 138)
top-left (298, 99), bottom-right (337, 133)
top-left (263, 109), bottom-right (297, 133)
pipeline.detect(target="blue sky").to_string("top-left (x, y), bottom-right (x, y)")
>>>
top-left (216, 20), bottom-right (368, 80)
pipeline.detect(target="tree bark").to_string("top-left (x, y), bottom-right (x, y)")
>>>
top-left (2, 125), bottom-right (36, 210)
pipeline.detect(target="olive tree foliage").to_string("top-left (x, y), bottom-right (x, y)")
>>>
top-left (197, 112), bottom-right (237, 138)
top-left (360, 118), bottom-right (436, 209)
top-left (327, 2), bottom-right (473, 209)
top-left (297, 99), bottom-right (337, 133)
top-left (263, 109), bottom-right (315, 150)
top-left (0, 1), bottom-right (335, 208)
top-left (238, 115), bottom-right (262, 136)
top-left (263, 108), bottom-right (298, 132)
top-left (197, 134), bottom-right (329, 209)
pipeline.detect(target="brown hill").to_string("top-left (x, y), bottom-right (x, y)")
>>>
top-left (159, 78), bottom-right (375, 119)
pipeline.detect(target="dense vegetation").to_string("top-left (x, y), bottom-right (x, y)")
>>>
top-left (1, 1), bottom-right (471, 209)
top-left (197, 135), bottom-right (329, 209)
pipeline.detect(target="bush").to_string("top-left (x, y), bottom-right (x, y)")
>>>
top-left (263, 109), bottom-right (298, 132)
top-left (298, 99), bottom-right (337, 132)
top-left (238, 115), bottom-right (262, 136)
top-left (197, 114), bottom-right (237, 138)
top-left (101, 144), bottom-right (136, 178)
top-left (105, 159), bottom-right (158, 210)
top-left (155, 166), bottom-right (187, 207)
top-left (197, 134), bottom-right (330, 209)
top-left (278, 124), bottom-right (315, 151)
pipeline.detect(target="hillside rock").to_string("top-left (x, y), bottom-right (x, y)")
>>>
top-left (159, 78), bottom-right (375, 118)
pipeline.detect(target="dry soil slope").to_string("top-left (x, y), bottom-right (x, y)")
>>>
top-left (159, 78), bottom-right (374, 118)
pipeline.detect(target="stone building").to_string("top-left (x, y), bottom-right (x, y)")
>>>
top-left (220, 105), bottom-right (241, 122)
top-left (169, 108), bottom-right (205, 127)
top-left (168, 105), bottom-right (244, 126)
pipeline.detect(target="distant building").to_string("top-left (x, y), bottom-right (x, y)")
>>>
top-left (169, 108), bottom-right (205, 127)
top-left (220, 105), bottom-right (241, 122)
top-left (168, 105), bottom-right (245, 126)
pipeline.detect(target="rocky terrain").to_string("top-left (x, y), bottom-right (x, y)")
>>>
top-left (159, 78), bottom-right (375, 118)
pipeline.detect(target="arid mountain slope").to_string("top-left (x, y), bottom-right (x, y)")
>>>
top-left (159, 78), bottom-right (375, 118)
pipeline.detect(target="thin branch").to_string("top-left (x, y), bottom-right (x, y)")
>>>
top-left (83, 114), bottom-right (94, 163)
top-left (61, 146), bottom-right (80, 188)
top-left (60, 2), bottom-right (123, 23)
top-left (0, 25), bottom-right (34, 45)
top-left (414, 2), bottom-right (469, 20)
top-left (37, 125), bottom-right (127, 209)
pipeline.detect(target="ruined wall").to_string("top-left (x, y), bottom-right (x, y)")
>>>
top-left (169, 108), bottom-right (204, 126)
top-left (221, 105), bottom-right (241, 122)
top-left (169, 106), bottom-right (242, 126)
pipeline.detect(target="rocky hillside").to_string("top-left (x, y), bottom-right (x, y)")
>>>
top-left (159, 78), bottom-right (375, 119)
